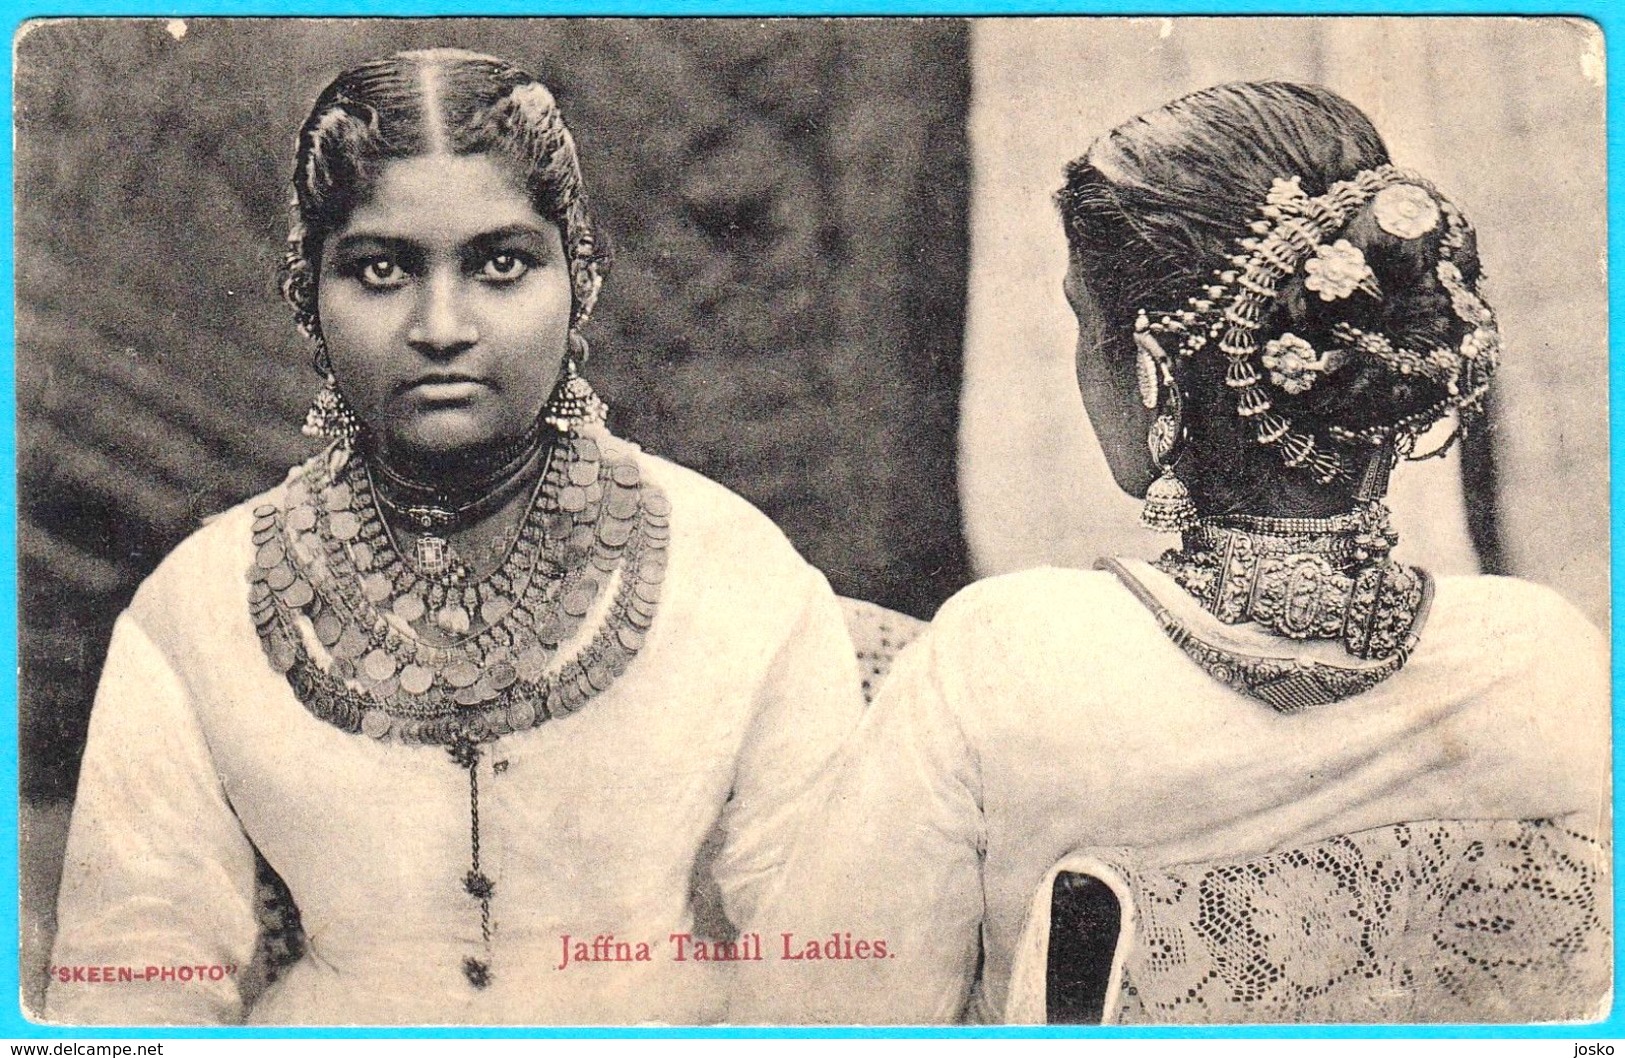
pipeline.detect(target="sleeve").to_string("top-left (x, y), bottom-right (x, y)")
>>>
top-left (726, 620), bottom-right (987, 1025)
top-left (45, 612), bottom-right (260, 1026)
top-left (707, 566), bottom-right (867, 930)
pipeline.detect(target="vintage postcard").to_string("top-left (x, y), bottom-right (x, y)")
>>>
top-left (12, 14), bottom-right (1613, 1033)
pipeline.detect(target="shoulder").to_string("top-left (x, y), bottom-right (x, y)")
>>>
top-left (1424, 574), bottom-right (1609, 713)
top-left (1428, 574), bottom-right (1607, 664)
top-left (929, 565), bottom-right (1151, 646)
top-left (1422, 575), bottom-right (1609, 825)
top-left (895, 566), bottom-right (1161, 719)
top-left (617, 436), bottom-right (819, 577)
top-left (126, 461), bottom-right (310, 631)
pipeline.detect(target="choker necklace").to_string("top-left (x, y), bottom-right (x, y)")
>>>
top-left (364, 413), bottom-right (555, 531)
top-left (364, 416), bottom-right (557, 589)
top-left (1152, 503), bottom-right (1430, 662)
top-left (364, 457), bottom-right (552, 635)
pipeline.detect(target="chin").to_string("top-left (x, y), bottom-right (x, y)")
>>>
top-left (386, 410), bottom-right (514, 462)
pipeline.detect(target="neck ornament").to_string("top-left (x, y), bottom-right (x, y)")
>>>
top-left (1103, 556), bottom-right (1433, 714)
top-left (248, 429), bottom-right (668, 992)
top-left (247, 429), bottom-right (669, 747)
top-left (364, 412), bottom-right (555, 530)
top-left (1152, 502), bottom-right (1430, 663)
top-left (362, 416), bottom-right (557, 588)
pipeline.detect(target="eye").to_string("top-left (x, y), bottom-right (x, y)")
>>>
top-left (477, 252), bottom-right (533, 284)
top-left (353, 256), bottom-right (408, 290)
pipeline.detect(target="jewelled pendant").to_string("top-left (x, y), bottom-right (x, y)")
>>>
top-left (415, 534), bottom-right (458, 578)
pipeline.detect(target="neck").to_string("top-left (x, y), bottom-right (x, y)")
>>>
top-left (364, 415), bottom-right (552, 505)
top-left (364, 416), bottom-right (559, 539)
top-left (1183, 462), bottom-right (1360, 521)
top-left (1179, 430), bottom-right (1392, 521)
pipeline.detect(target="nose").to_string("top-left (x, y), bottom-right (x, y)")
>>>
top-left (406, 271), bottom-right (479, 355)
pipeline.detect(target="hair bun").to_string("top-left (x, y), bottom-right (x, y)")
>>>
top-left (1057, 84), bottom-right (1500, 485)
top-left (1156, 165), bottom-right (1497, 481)
top-left (1273, 177), bottom-right (1497, 453)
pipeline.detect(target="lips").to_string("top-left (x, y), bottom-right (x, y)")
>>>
top-left (402, 373), bottom-right (488, 403)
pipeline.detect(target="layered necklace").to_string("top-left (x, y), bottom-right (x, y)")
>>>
top-left (247, 425), bottom-right (669, 989)
top-left (1117, 501), bottom-right (1433, 713)
top-left (363, 414), bottom-right (554, 610)
top-left (250, 427), bottom-right (667, 744)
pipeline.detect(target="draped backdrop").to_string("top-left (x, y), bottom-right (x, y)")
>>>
top-left (16, 18), bottom-right (972, 803)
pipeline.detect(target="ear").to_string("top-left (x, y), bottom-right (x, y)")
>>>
top-left (572, 260), bottom-right (602, 324)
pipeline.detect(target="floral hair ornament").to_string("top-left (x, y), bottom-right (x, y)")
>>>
top-left (1373, 183), bottom-right (1441, 239)
top-left (1304, 240), bottom-right (1379, 301)
top-left (1141, 165), bottom-right (1500, 485)
top-left (1261, 333), bottom-right (1345, 395)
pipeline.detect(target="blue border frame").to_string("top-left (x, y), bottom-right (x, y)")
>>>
top-left (2, 0), bottom-right (1619, 1042)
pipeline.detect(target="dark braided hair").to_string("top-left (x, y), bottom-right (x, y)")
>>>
top-left (281, 48), bottom-right (608, 348)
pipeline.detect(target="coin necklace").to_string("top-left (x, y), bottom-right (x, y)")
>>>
top-left (249, 430), bottom-right (669, 744)
top-left (249, 431), bottom-right (671, 990)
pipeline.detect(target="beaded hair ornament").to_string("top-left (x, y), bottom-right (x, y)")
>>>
top-left (1135, 164), bottom-right (1500, 531)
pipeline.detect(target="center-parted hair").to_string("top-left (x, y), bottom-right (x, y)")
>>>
top-left (1057, 82), bottom-right (1489, 460)
top-left (281, 48), bottom-right (607, 344)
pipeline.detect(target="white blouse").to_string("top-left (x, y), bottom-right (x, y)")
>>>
top-left (47, 445), bottom-right (866, 1025)
top-left (729, 564), bottom-right (1610, 1024)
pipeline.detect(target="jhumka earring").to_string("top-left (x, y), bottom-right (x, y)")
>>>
top-left (302, 340), bottom-right (362, 441)
top-left (543, 330), bottom-right (610, 433)
top-left (1135, 311), bottom-right (1199, 533)
top-left (1350, 434), bottom-right (1400, 565)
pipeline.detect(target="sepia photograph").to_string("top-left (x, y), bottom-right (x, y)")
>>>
top-left (13, 15), bottom-right (1612, 1030)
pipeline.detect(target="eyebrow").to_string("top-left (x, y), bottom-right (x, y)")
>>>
top-left (330, 223), bottom-right (555, 256)
top-left (463, 224), bottom-right (557, 254)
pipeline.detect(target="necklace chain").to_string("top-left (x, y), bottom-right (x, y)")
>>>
top-left (361, 447), bottom-right (556, 631)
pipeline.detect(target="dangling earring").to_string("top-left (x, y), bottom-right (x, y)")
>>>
top-left (1135, 312), bottom-right (1199, 533)
top-left (302, 339), bottom-right (361, 441)
top-left (1140, 423), bottom-right (1199, 533)
top-left (543, 330), bottom-right (610, 433)
top-left (1351, 435), bottom-right (1399, 563)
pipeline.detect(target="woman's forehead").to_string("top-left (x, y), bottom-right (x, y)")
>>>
top-left (334, 152), bottom-right (547, 245)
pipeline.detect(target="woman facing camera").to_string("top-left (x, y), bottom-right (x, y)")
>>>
top-left (731, 82), bottom-right (1608, 1025)
top-left (46, 49), bottom-right (864, 1025)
